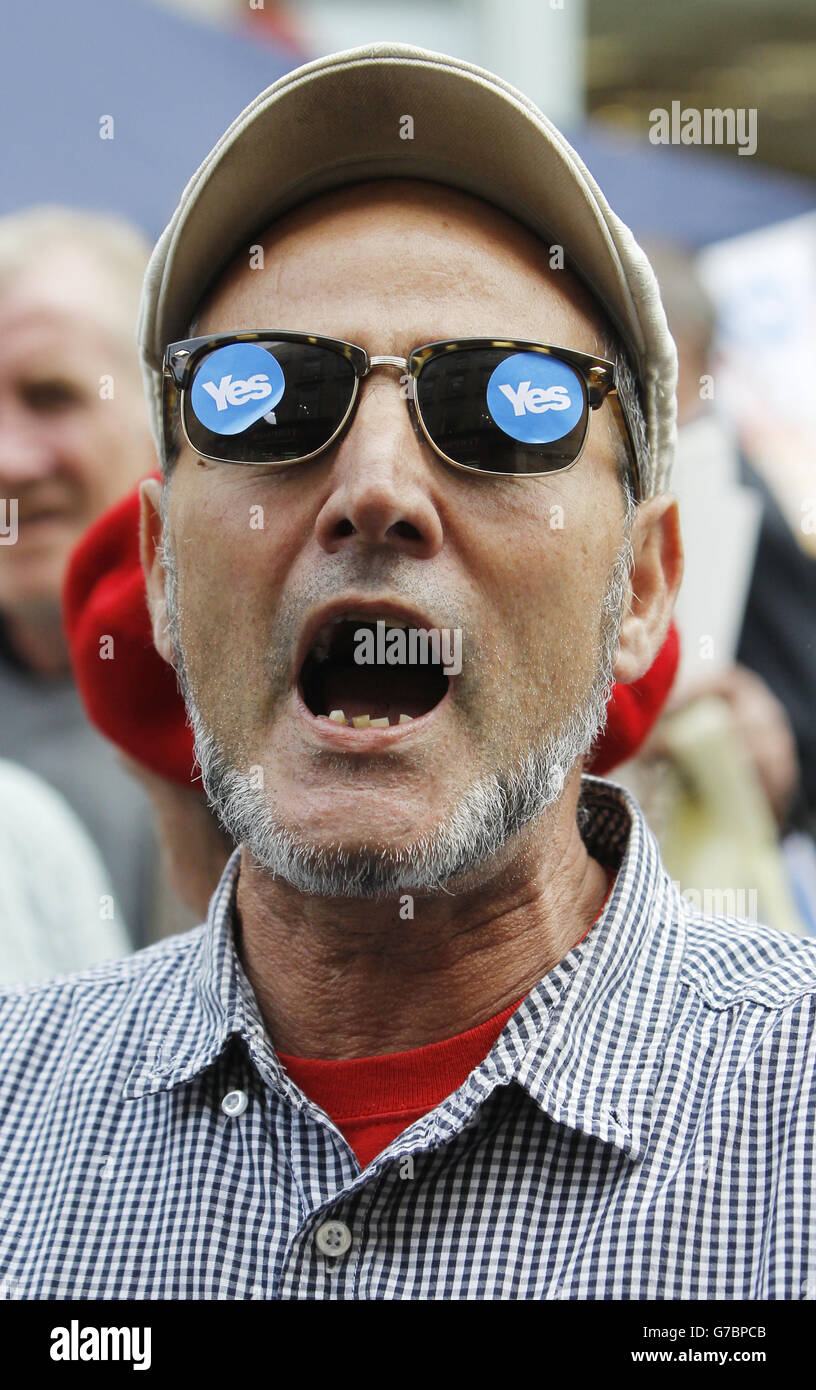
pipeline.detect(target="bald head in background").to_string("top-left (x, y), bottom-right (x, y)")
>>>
top-left (0, 208), bottom-right (155, 672)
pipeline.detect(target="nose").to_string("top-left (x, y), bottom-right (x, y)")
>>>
top-left (0, 398), bottom-right (56, 486)
top-left (313, 368), bottom-right (444, 560)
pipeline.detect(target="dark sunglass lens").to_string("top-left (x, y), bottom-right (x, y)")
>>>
top-left (184, 340), bottom-right (356, 464)
top-left (416, 348), bottom-right (587, 474)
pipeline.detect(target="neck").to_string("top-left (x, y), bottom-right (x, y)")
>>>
top-left (236, 770), bottom-right (609, 1059)
top-left (3, 608), bottom-right (71, 676)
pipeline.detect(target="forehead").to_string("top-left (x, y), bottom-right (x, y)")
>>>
top-left (0, 247), bottom-right (118, 326)
top-left (0, 247), bottom-right (129, 371)
top-left (194, 180), bottom-right (609, 353)
top-left (0, 303), bottom-right (114, 380)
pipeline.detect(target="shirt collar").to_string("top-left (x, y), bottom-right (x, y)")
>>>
top-left (123, 846), bottom-right (247, 1099)
top-left (464, 776), bottom-right (686, 1160)
top-left (124, 777), bottom-right (686, 1161)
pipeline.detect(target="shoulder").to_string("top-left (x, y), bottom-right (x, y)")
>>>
top-left (0, 757), bottom-right (87, 838)
top-left (668, 911), bottom-right (816, 1166)
top-left (679, 905), bottom-right (816, 1017)
top-left (0, 927), bottom-right (205, 1077)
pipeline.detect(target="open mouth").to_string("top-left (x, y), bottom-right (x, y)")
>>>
top-left (298, 615), bottom-right (450, 728)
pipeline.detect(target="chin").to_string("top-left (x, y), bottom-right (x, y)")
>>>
top-left (283, 807), bottom-right (435, 854)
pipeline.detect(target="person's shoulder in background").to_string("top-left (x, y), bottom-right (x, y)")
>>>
top-left (0, 757), bottom-right (133, 984)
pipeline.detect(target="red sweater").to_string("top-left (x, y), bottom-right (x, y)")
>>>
top-left (279, 872), bottom-right (615, 1168)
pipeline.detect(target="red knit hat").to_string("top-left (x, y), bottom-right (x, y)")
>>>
top-left (62, 478), bottom-right (678, 788)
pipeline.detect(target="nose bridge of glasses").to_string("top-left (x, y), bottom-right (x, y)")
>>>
top-left (357, 356), bottom-right (414, 416)
top-left (366, 355), bottom-right (410, 375)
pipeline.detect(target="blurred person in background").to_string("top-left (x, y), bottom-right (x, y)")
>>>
top-left (634, 243), bottom-right (816, 931)
top-left (62, 475), bottom-right (238, 924)
top-left (648, 242), bottom-right (816, 833)
top-left (0, 205), bottom-right (170, 950)
top-left (0, 758), bottom-right (130, 984)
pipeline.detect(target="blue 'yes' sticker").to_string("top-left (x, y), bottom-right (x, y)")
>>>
top-left (190, 343), bottom-right (286, 436)
top-left (486, 352), bottom-right (583, 444)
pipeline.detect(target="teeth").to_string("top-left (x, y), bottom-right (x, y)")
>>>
top-left (322, 710), bottom-right (415, 727)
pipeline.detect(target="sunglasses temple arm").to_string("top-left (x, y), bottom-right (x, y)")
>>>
top-left (161, 375), bottom-right (183, 473)
top-left (604, 388), bottom-right (643, 502)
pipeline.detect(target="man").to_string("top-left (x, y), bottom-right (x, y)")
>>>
top-left (0, 44), bottom-right (814, 1301)
top-left (0, 206), bottom-right (163, 949)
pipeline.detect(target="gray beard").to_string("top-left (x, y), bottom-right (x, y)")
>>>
top-left (159, 513), bottom-right (633, 901)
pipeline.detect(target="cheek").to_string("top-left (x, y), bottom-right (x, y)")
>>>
top-left (172, 492), bottom-right (293, 682)
top-left (48, 410), bottom-right (132, 493)
top-left (37, 415), bottom-right (95, 479)
top-left (476, 505), bottom-right (597, 629)
top-left (179, 528), bottom-right (254, 638)
top-left (175, 537), bottom-right (271, 739)
top-left (481, 510), bottom-right (616, 694)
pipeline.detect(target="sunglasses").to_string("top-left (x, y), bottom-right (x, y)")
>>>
top-left (162, 331), bottom-right (641, 497)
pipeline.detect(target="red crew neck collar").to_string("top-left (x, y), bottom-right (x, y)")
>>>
top-left (278, 866), bottom-right (616, 1121)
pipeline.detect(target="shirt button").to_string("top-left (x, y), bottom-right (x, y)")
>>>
top-left (221, 1089), bottom-right (249, 1117)
top-left (315, 1220), bottom-right (352, 1257)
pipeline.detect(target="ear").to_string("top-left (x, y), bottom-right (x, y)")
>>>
top-left (613, 494), bottom-right (683, 685)
top-left (139, 475), bottom-right (175, 667)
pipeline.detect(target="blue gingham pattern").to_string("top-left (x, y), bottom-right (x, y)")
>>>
top-left (1, 776), bottom-right (815, 1300)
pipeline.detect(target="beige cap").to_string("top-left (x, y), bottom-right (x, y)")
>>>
top-left (138, 41), bottom-right (677, 496)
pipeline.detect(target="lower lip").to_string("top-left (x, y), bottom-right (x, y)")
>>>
top-left (292, 679), bottom-right (454, 749)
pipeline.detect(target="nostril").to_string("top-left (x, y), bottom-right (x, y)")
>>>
top-left (389, 520), bottom-right (421, 541)
top-left (335, 519), bottom-right (356, 537)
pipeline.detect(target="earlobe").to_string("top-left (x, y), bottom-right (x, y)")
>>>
top-left (139, 476), bottom-right (175, 666)
top-left (613, 494), bottom-right (683, 685)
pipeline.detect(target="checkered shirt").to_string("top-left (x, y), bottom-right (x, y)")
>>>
top-left (1, 777), bottom-right (815, 1300)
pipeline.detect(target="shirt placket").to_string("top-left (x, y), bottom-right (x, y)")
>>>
top-left (272, 1065), bottom-right (512, 1298)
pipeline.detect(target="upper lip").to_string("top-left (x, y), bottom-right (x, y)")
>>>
top-left (294, 595), bottom-right (445, 684)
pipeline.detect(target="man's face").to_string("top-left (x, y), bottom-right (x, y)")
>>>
top-left (0, 247), bottom-right (154, 621)
top-left (155, 182), bottom-right (633, 896)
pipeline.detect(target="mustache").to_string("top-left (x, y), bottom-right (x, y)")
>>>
top-left (270, 555), bottom-right (471, 666)
top-left (161, 537), bottom-right (480, 702)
